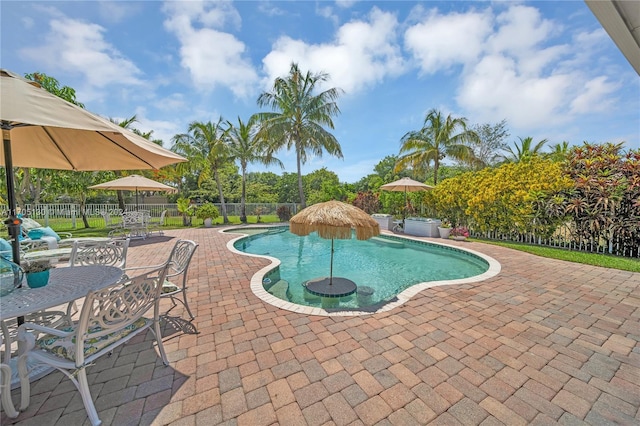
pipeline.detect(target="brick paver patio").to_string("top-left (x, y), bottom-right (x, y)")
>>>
top-left (2, 227), bottom-right (639, 425)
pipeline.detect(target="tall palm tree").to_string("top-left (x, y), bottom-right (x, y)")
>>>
top-left (172, 118), bottom-right (231, 223)
top-left (501, 136), bottom-right (548, 163)
top-left (256, 62), bottom-right (343, 208)
top-left (226, 115), bottom-right (284, 223)
top-left (395, 109), bottom-right (479, 184)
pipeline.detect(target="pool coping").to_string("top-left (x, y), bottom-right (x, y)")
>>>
top-left (223, 225), bottom-right (502, 317)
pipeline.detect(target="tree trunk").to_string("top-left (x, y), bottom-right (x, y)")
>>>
top-left (214, 168), bottom-right (229, 223)
top-left (296, 145), bottom-right (306, 209)
top-left (80, 196), bottom-right (90, 228)
top-left (117, 190), bottom-right (126, 212)
top-left (240, 166), bottom-right (247, 223)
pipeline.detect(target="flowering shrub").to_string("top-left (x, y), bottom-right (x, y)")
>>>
top-left (450, 226), bottom-right (469, 237)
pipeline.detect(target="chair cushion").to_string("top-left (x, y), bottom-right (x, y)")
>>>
top-left (0, 239), bottom-right (12, 260)
top-left (161, 280), bottom-right (180, 294)
top-left (27, 228), bottom-right (45, 240)
top-left (36, 317), bottom-right (150, 361)
top-left (38, 227), bottom-right (62, 241)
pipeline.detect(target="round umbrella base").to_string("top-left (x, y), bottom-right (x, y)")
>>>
top-left (304, 277), bottom-right (357, 298)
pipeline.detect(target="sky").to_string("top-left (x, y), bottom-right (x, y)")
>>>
top-left (2, 0), bottom-right (639, 183)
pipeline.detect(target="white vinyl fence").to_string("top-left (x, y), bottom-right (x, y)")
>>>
top-left (2, 203), bottom-right (299, 229)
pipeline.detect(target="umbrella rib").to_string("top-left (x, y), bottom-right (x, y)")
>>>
top-left (42, 126), bottom-right (78, 170)
top-left (96, 131), bottom-right (156, 170)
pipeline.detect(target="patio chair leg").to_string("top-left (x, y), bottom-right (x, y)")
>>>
top-left (180, 290), bottom-right (195, 320)
top-left (75, 367), bottom-right (101, 426)
top-left (1, 364), bottom-right (19, 418)
top-left (154, 319), bottom-right (169, 366)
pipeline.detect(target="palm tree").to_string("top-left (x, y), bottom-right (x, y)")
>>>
top-left (395, 109), bottom-right (479, 184)
top-left (500, 136), bottom-right (548, 163)
top-left (547, 141), bottom-right (571, 162)
top-left (227, 115), bottom-right (284, 223)
top-left (256, 62), bottom-right (343, 208)
top-left (172, 118), bottom-right (231, 223)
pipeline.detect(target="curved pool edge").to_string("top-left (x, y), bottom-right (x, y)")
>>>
top-left (222, 226), bottom-right (502, 317)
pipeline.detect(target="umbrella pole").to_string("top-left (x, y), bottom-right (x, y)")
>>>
top-left (2, 132), bottom-right (21, 265)
top-left (135, 188), bottom-right (139, 211)
top-left (329, 238), bottom-right (334, 285)
top-left (3, 131), bottom-right (25, 326)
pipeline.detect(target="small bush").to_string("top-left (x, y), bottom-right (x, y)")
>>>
top-left (195, 203), bottom-right (220, 220)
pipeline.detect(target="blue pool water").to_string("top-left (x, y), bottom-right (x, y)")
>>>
top-left (231, 227), bottom-right (490, 310)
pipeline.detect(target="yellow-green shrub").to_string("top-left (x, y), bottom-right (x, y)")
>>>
top-left (428, 158), bottom-right (573, 233)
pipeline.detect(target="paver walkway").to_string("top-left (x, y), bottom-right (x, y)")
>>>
top-left (2, 227), bottom-right (639, 425)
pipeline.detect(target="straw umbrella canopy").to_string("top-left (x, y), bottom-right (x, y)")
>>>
top-left (89, 174), bottom-right (177, 209)
top-left (290, 200), bottom-right (380, 296)
top-left (290, 200), bottom-right (380, 241)
top-left (0, 69), bottom-right (186, 264)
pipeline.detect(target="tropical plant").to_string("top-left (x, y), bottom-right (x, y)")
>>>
top-left (428, 157), bottom-right (573, 234)
top-left (176, 197), bottom-right (195, 226)
top-left (276, 205), bottom-right (292, 222)
top-left (226, 115), bottom-right (283, 223)
top-left (450, 226), bottom-right (470, 237)
top-left (351, 191), bottom-right (381, 214)
top-left (541, 142), bottom-right (640, 254)
top-left (547, 141), bottom-right (572, 162)
top-left (256, 62), bottom-right (343, 209)
top-left (21, 259), bottom-right (52, 273)
top-left (395, 109), bottom-right (479, 184)
top-left (172, 119), bottom-right (231, 223)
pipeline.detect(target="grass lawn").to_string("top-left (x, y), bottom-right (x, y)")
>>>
top-left (475, 238), bottom-right (640, 273)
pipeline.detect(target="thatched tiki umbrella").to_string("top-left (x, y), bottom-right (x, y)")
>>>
top-left (289, 200), bottom-right (380, 296)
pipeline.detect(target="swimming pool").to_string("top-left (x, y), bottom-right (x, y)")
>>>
top-left (227, 226), bottom-right (501, 315)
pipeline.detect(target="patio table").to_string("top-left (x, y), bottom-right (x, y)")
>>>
top-left (0, 265), bottom-right (125, 387)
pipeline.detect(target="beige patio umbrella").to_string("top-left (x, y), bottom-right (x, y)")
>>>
top-left (89, 174), bottom-right (177, 209)
top-left (380, 177), bottom-right (433, 220)
top-left (1, 69), bottom-right (187, 264)
top-left (290, 200), bottom-right (380, 297)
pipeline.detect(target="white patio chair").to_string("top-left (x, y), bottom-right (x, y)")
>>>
top-left (1, 334), bottom-right (29, 419)
top-left (64, 238), bottom-right (129, 321)
top-left (16, 265), bottom-right (169, 426)
top-left (147, 210), bottom-right (167, 236)
top-left (125, 239), bottom-right (199, 319)
top-left (68, 238), bottom-right (129, 269)
top-left (100, 211), bottom-right (121, 233)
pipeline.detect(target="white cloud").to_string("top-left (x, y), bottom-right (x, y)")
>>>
top-left (403, 4), bottom-right (621, 132)
top-left (404, 8), bottom-right (492, 73)
top-left (457, 54), bottom-right (572, 128)
top-left (262, 7), bottom-right (405, 94)
top-left (570, 76), bottom-right (617, 114)
top-left (335, 0), bottom-right (357, 8)
top-left (162, 1), bottom-right (258, 97)
top-left (21, 17), bottom-right (35, 29)
top-left (19, 16), bottom-right (143, 88)
top-left (98, 1), bottom-right (142, 24)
